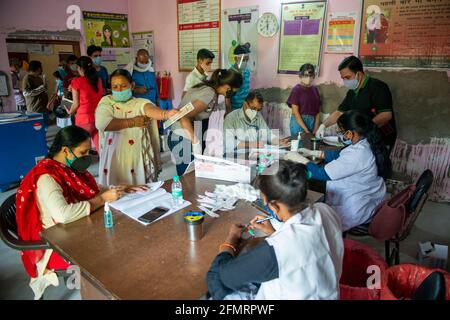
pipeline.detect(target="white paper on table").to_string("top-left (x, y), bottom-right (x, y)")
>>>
top-left (109, 181), bottom-right (164, 211)
top-left (112, 189), bottom-right (191, 226)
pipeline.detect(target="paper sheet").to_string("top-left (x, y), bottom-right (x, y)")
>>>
top-left (163, 102), bottom-right (195, 129)
top-left (109, 182), bottom-right (191, 226)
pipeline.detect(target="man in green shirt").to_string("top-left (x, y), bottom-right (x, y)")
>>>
top-left (316, 56), bottom-right (397, 151)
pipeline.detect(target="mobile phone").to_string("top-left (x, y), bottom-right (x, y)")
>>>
top-left (138, 207), bottom-right (169, 224)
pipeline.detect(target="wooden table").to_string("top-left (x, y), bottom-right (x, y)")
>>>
top-left (40, 172), bottom-right (323, 300)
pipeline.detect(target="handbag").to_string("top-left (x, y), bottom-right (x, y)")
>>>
top-left (46, 93), bottom-right (61, 112)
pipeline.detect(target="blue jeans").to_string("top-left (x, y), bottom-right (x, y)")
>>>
top-left (168, 131), bottom-right (194, 176)
top-left (290, 114), bottom-right (315, 136)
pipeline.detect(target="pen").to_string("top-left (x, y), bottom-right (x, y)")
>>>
top-left (256, 216), bottom-right (273, 224)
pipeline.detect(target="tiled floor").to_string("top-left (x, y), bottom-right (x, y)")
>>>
top-left (0, 126), bottom-right (449, 299)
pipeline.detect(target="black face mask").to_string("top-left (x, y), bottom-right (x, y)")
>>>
top-left (65, 149), bottom-right (92, 172)
top-left (225, 89), bottom-right (235, 99)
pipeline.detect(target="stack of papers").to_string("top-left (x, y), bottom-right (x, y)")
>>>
top-left (109, 181), bottom-right (191, 225)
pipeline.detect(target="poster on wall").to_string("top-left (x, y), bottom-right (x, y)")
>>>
top-left (83, 11), bottom-right (130, 48)
top-left (325, 12), bottom-right (357, 54)
top-left (359, 0), bottom-right (450, 68)
top-left (132, 31), bottom-right (156, 66)
top-left (278, 1), bottom-right (327, 74)
top-left (177, 0), bottom-right (221, 72)
top-left (101, 48), bottom-right (132, 71)
top-left (221, 6), bottom-right (259, 72)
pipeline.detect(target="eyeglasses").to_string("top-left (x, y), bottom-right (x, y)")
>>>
top-left (338, 129), bottom-right (351, 136)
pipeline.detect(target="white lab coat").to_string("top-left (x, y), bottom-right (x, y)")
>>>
top-left (324, 138), bottom-right (387, 231)
top-left (255, 203), bottom-right (344, 300)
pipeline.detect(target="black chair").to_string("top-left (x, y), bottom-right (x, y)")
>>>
top-left (349, 170), bottom-right (434, 266)
top-left (0, 193), bottom-right (71, 295)
top-left (412, 271), bottom-right (446, 300)
top-left (0, 193), bottom-right (50, 251)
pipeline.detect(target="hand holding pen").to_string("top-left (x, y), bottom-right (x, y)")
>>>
top-left (247, 215), bottom-right (276, 236)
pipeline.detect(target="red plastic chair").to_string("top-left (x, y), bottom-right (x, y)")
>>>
top-left (339, 239), bottom-right (388, 300)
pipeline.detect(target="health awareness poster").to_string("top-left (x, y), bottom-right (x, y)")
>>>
top-left (278, 1), bottom-right (327, 74)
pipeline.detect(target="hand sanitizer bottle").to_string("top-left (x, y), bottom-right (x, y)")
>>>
top-left (104, 202), bottom-right (114, 228)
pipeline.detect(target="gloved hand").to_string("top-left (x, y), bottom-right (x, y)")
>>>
top-left (315, 124), bottom-right (326, 139)
top-left (284, 151), bottom-right (310, 165)
top-left (299, 148), bottom-right (322, 158)
top-left (192, 141), bottom-right (202, 155)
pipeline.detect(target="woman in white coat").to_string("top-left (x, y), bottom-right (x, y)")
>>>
top-left (207, 160), bottom-right (344, 300)
top-left (285, 110), bottom-right (391, 231)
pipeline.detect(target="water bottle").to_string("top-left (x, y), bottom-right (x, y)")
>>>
top-left (171, 175), bottom-right (183, 206)
top-left (297, 132), bottom-right (303, 148)
top-left (104, 202), bottom-right (113, 228)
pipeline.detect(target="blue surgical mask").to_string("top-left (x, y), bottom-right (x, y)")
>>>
top-left (343, 75), bottom-right (359, 90)
top-left (93, 56), bottom-right (102, 66)
top-left (264, 203), bottom-right (282, 222)
top-left (70, 64), bottom-right (78, 72)
top-left (338, 132), bottom-right (353, 145)
top-left (112, 88), bottom-right (132, 102)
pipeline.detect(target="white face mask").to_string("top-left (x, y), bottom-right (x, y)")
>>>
top-left (245, 108), bottom-right (258, 121)
top-left (300, 76), bottom-right (313, 86)
top-left (200, 63), bottom-right (211, 73)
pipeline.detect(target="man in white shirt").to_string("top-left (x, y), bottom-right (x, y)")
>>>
top-left (182, 48), bottom-right (215, 96)
top-left (223, 91), bottom-right (289, 155)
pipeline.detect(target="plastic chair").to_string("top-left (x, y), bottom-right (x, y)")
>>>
top-left (412, 271), bottom-right (446, 300)
top-left (0, 194), bottom-right (71, 288)
top-left (0, 193), bottom-right (49, 251)
top-left (349, 170), bottom-right (434, 266)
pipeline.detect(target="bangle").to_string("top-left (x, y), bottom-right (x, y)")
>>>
top-left (219, 243), bottom-right (236, 255)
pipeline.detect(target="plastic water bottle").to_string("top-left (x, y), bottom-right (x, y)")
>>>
top-left (104, 202), bottom-right (113, 228)
top-left (171, 175), bottom-right (183, 206)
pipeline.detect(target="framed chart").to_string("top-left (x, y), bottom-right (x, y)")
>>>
top-left (177, 0), bottom-right (221, 72)
top-left (278, 1), bottom-right (327, 74)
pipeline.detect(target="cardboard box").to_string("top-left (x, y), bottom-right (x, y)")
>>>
top-left (193, 154), bottom-right (257, 184)
top-left (418, 241), bottom-right (448, 270)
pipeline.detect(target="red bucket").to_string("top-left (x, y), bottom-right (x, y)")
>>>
top-left (380, 263), bottom-right (450, 300)
top-left (340, 239), bottom-right (388, 300)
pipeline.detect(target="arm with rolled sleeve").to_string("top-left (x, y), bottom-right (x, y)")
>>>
top-left (207, 241), bottom-right (279, 300)
top-left (36, 174), bottom-right (90, 225)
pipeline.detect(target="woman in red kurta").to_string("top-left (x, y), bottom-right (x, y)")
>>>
top-left (16, 125), bottom-right (146, 299)
top-left (69, 56), bottom-right (103, 151)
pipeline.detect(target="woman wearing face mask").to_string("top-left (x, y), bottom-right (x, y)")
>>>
top-left (287, 63), bottom-right (321, 136)
top-left (95, 69), bottom-right (178, 185)
top-left (206, 160), bottom-right (344, 300)
top-left (15, 126), bottom-right (147, 300)
top-left (68, 56), bottom-right (103, 152)
top-left (168, 68), bottom-right (243, 176)
top-left (284, 110), bottom-right (391, 231)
